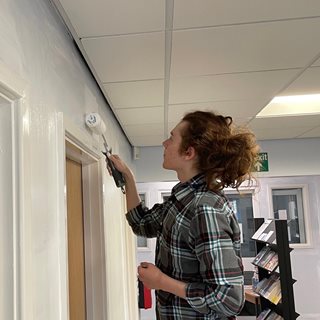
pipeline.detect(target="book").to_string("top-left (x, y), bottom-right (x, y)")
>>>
top-left (258, 250), bottom-right (276, 269)
top-left (260, 229), bottom-right (277, 243)
top-left (254, 277), bottom-right (269, 294)
top-left (252, 219), bottom-right (277, 243)
top-left (265, 311), bottom-right (283, 319)
top-left (252, 246), bottom-right (271, 265)
top-left (258, 274), bottom-right (281, 305)
top-left (257, 308), bottom-right (271, 320)
top-left (256, 273), bottom-right (280, 301)
top-left (267, 280), bottom-right (282, 305)
top-left (252, 219), bottom-right (273, 240)
top-left (264, 253), bottom-right (279, 272)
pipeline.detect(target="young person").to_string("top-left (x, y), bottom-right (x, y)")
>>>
top-left (110, 111), bottom-right (259, 319)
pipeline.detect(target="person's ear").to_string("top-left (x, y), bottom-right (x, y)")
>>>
top-left (184, 146), bottom-right (196, 160)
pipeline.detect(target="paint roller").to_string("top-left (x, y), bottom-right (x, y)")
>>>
top-left (85, 113), bottom-right (126, 193)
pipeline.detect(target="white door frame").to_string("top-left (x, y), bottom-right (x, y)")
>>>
top-left (0, 63), bottom-right (26, 320)
top-left (64, 122), bottom-right (107, 320)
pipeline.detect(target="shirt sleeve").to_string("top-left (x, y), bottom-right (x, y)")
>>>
top-left (185, 203), bottom-right (244, 317)
top-left (126, 201), bottom-right (169, 238)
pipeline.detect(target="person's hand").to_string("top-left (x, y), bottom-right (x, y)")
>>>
top-left (138, 262), bottom-right (164, 290)
top-left (108, 154), bottom-right (131, 177)
top-left (138, 262), bottom-right (188, 299)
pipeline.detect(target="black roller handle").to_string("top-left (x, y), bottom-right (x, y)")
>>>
top-left (102, 135), bottom-right (126, 194)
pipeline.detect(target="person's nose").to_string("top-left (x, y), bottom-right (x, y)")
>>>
top-left (162, 139), bottom-right (168, 148)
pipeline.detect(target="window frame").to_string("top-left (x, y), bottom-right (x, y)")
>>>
top-left (136, 191), bottom-right (154, 252)
top-left (268, 183), bottom-right (312, 248)
top-left (224, 185), bottom-right (261, 271)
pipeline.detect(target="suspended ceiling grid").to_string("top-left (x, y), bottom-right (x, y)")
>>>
top-left (54, 0), bottom-right (320, 146)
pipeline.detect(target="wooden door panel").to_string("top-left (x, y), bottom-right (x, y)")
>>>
top-left (66, 158), bottom-right (86, 320)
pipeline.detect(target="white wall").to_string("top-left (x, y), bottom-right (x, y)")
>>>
top-left (135, 146), bottom-right (176, 182)
top-left (0, 0), bottom-right (137, 320)
top-left (135, 138), bottom-right (320, 319)
top-left (258, 138), bottom-right (320, 177)
top-left (135, 138), bottom-right (320, 182)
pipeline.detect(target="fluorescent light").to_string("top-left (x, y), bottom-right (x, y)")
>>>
top-left (257, 94), bottom-right (320, 117)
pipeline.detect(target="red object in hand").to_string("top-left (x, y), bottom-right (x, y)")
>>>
top-left (138, 279), bottom-right (152, 309)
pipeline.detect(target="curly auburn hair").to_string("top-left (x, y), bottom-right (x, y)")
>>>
top-left (180, 111), bottom-right (260, 191)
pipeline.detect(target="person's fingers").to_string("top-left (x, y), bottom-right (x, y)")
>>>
top-left (137, 266), bottom-right (144, 277)
top-left (138, 262), bottom-right (150, 277)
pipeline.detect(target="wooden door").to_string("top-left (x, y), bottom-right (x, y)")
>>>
top-left (66, 158), bottom-right (86, 320)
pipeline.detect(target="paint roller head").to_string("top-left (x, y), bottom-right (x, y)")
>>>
top-left (85, 114), bottom-right (126, 193)
top-left (85, 113), bottom-right (106, 135)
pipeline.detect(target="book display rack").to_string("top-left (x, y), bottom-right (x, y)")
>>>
top-left (251, 218), bottom-right (299, 320)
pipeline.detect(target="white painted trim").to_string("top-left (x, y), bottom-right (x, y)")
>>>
top-left (64, 115), bottom-right (101, 161)
top-left (0, 61), bottom-right (32, 320)
top-left (64, 116), bottom-right (107, 320)
top-left (82, 163), bottom-right (107, 320)
top-left (12, 99), bottom-right (21, 320)
top-left (0, 93), bottom-right (15, 319)
top-left (0, 64), bottom-right (28, 320)
top-left (54, 112), bottom-right (69, 320)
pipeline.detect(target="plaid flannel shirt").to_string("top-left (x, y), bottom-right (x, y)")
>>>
top-left (126, 174), bottom-right (244, 319)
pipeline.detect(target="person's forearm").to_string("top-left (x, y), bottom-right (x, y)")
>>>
top-left (123, 169), bottom-right (141, 211)
top-left (159, 273), bottom-right (187, 299)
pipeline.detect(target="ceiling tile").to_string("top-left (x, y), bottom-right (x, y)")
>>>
top-left (173, 0), bottom-right (320, 29)
top-left (279, 66), bottom-right (320, 96)
top-left (252, 127), bottom-right (314, 140)
top-left (82, 32), bottom-right (164, 82)
top-left (123, 123), bottom-right (164, 136)
top-left (104, 80), bottom-right (164, 108)
top-left (250, 115), bottom-right (320, 140)
top-left (312, 57), bottom-right (320, 67)
top-left (249, 114), bottom-right (320, 130)
top-left (130, 135), bottom-right (164, 147)
top-left (169, 69), bottom-right (298, 104)
top-left (298, 126), bottom-right (320, 138)
top-left (171, 18), bottom-right (320, 77)
top-left (115, 106), bottom-right (164, 125)
top-left (59, 0), bottom-right (164, 37)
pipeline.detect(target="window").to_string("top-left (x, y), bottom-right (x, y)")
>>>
top-left (226, 191), bottom-right (256, 257)
top-left (137, 235), bottom-right (148, 248)
top-left (161, 192), bottom-right (170, 202)
top-left (272, 187), bottom-right (308, 245)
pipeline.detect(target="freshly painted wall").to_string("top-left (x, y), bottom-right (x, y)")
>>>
top-left (135, 138), bottom-right (320, 319)
top-left (0, 0), bottom-right (137, 320)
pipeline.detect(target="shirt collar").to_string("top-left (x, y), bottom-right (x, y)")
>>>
top-left (172, 173), bottom-right (206, 201)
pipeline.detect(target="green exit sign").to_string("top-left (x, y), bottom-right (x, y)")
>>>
top-left (254, 152), bottom-right (269, 172)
